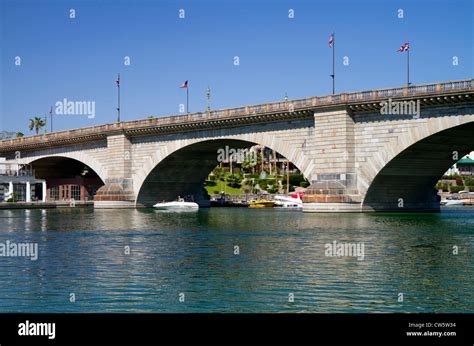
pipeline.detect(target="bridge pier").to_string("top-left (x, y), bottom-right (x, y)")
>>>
top-left (94, 178), bottom-right (135, 208)
top-left (303, 202), bottom-right (362, 212)
top-left (303, 108), bottom-right (363, 212)
top-left (302, 176), bottom-right (363, 212)
top-left (93, 134), bottom-right (136, 208)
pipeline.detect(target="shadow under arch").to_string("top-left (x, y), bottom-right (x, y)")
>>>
top-left (362, 122), bottom-right (474, 211)
top-left (23, 153), bottom-right (108, 184)
top-left (135, 139), bottom-right (304, 207)
top-left (28, 156), bottom-right (105, 200)
top-left (29, 156), bottom-right (104, 181)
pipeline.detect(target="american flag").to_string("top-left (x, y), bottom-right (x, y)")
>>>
top-left (397, 42), bottom-right (409, 52)
top-left (116, 74), bottom-right (120, 87)
top-left (180, 80), bottom-right (188, 88)
top-left (329, 33), bottom-right (334, 48)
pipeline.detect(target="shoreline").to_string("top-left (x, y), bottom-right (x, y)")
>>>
top-left (0, 201), bottom-right (473, 210)
top-left (0, 201), bottom-right (94, 209)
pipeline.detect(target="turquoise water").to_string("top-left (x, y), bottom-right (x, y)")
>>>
top-left (0, 207), bottom-right (473, 312)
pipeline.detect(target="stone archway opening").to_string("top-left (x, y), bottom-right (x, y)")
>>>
top-left (362, 122), bottom-right (474, 212)
top-left (135, 139), bottom-right (307, 207)
top-left (30, 156), bottom-right (105, 202)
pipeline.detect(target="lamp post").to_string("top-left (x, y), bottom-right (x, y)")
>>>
top-left (49, 106), bottom-right (53, 132)
top-left (206, 86), bottom-right (211, 112)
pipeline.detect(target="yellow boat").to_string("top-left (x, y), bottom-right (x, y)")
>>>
top-left (248, 199), bottom-right (275, 208)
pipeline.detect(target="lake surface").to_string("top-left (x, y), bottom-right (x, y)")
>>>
top-left (0, 207), bottom-right (473, 313)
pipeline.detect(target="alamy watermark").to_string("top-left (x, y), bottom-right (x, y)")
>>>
top-left (55, 98), bottom-right (95, 119)
top-left (325, 240), bottom-right (365, 261)
top-left (0, 240), bottom-right (38, 260)
top-left (380, 98), bottom-right (420, 119)
top-left (18, 320), bottom-right (55, 339)
top-left (217, 146), bottom-right (257, 164)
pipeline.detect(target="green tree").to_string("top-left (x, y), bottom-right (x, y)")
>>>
top-left (463, 177), bottom-right (474, 186)
top-left (267, 186), bottom-right (279, 194)
top-left (241, 158), bottom-right (255, 173)
top-left (435, 182), bottom-right (448, 192)
top-left (450, 185), bottom-right (465, 193)
top-left (212, 166), bottom-right (228, 181)
top-left (241, 151), bottom-right (262, 174)
top-left (226, 173), bottom-right (243, 188)
top-left (241, 178), bottom-right (254, 194)
top-left (28, 117), bottom-right (46, 135)
top-left (241, 154), bottom-right (258, 173)
top-left (257, 179), bottom-right (269, 191)
top-left (289, 173), bottom-right (305, 186)
top-left (15, 132), bottom-right (24, 138)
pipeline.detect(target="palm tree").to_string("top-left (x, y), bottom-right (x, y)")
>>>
top-left (28, 117), bottom-right (46, 135)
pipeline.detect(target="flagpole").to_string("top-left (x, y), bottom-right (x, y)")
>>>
top-left (332, 32), bottom-right (335, 94)
top-left (186, 86), bottom-right (189, 113)
top-left (407, 41), bottom-right (410, 87)
top-left (117, 73), bottom-right (121, 122)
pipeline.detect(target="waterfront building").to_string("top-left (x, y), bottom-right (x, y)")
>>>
top-left (0, 157), bottom-right (46, 202)
top-left (457, 156), bottom-right (474, 176)
top-left (445, 151), bottom-right (474, 176)
top-left (45, 176), bottom-right (102, 201)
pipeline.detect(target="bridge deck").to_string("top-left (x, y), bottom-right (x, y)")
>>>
top-left (1, 79), bottom-right (472, 152)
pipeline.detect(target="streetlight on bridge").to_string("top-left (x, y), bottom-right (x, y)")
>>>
top-left (206, 86), bottom-right (211, 112)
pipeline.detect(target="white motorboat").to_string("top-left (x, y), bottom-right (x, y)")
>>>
top-left (442, 199), bottom-right (464, 206)
top-left (274, 192), bottom-right (303, 209)
top-left (153, 197), bottom-right (199, 210)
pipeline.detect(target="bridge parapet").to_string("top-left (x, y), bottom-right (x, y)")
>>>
top-left (1, 79), bottom-right (472, 154)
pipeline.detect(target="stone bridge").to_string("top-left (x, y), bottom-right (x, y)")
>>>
top-left (1, 79), bottom-right (473, 212)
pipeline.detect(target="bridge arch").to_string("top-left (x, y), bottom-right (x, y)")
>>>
top-left (360, 115), bottom-right (474, 211)
top-left (133, 136), bottom-right (311, 207)
top-left (23, 152), bottom-right (108, 183)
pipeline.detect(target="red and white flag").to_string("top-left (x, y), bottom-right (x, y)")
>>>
top-left (397, 42), bottom-right (409, 52)
top-left (329, 33), bottom-right (334, 48)
top-left (180, 80), bottom-right (188, 88)
top-left (116, 74), bottom-right (120, 87)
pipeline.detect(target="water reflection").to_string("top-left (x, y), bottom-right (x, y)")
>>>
top-left (0, 207), bottom-right (472, 312)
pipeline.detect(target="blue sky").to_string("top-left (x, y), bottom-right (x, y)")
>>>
top-left (0, 0), bottom-right (472, 134)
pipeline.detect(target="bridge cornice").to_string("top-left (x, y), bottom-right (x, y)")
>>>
top-left (1, 79), bottom-right (472, 153)
top-left (0, 133), bottom-right (108, 153)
